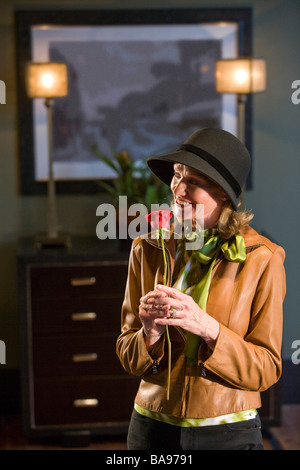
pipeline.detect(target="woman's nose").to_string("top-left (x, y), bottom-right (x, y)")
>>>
top-left (174, 179), bottom-right (188, 196)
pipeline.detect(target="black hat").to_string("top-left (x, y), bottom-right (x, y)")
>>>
top-left (147, 128), bottom-right (251, 209)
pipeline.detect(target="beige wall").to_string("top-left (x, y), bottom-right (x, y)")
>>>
top-left (0, 0), bottom-right (299, 368)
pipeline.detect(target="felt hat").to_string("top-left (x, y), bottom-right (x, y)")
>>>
top-left (147, 128), bottom-right (251, 209)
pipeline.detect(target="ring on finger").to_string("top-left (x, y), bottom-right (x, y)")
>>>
top-left (170, 308), bottom-right (177, 319)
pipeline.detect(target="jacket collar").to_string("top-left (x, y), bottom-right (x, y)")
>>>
top-left (239, 225), bottom-right (265, 249)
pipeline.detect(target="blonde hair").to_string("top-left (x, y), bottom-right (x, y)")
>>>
top-left (217, 200), bottom-right (253, 239)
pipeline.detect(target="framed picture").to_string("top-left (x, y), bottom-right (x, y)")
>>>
top-left (15, 8), bottom-right (252, 194)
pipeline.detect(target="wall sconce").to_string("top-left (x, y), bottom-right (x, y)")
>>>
top-left (216, 58), bottom-right (266, 143)
top-left (26, 62), bottom-right (71, 248)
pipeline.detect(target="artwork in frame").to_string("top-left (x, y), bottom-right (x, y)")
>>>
top-left (15, 8), bottom-right (252, 194)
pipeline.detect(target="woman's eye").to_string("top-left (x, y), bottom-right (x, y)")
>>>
top-left (189, 179), bottom-right (202, 186)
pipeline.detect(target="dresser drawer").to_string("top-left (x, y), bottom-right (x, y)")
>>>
top-left (31, 295), bottom-right (123, 334)
top-left (29, 263), bottom-right (128, 298)
top-left (32, 335), bottom-right (124, 378)
top-left (33, 377), bottom-right (139, 426)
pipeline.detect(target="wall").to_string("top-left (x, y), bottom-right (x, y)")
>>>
top-left (0, 0), bottom-right (299, 374)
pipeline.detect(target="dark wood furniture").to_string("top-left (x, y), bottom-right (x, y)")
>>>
top-left (17, 237), bottom-right (139, 442)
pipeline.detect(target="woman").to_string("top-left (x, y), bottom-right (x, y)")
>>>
top-left (116, 128), bottom-right (286, 450)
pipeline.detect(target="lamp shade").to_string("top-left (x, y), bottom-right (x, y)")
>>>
top-left (216, 59), bottom-right (266, 94)
top-left (26, 62), bottom-right (68, 98)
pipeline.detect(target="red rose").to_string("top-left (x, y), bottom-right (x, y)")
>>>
top-left (145, 210), bottom-right (172, 231)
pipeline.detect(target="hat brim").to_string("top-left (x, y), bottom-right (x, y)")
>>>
top-left (147, 149), bottom-right (239, 209)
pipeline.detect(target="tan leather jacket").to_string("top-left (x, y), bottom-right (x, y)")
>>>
top-left (116, 225), bottom-right (286, 418)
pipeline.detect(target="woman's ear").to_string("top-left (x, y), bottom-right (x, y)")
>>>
top-left (219, 192), bottom-right (229, 202)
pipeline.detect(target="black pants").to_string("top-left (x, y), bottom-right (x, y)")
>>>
top-left (127, 409), bottom-right (264, 450)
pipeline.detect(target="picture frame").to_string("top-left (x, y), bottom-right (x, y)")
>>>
top-left (15, 8), bottom-right (252, 195)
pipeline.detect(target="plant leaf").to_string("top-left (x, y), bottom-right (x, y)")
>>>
top-left (91, 145), bottom-right (119, 174)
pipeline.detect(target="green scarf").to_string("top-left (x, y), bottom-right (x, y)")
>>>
top-left (173, 229), bottom-right (246, 364)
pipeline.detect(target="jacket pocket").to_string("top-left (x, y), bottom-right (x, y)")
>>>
top-left (224, 413), bottom-right (261, 431)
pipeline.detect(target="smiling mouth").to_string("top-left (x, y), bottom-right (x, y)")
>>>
top-left (175, 198), bottom-right (194, 206)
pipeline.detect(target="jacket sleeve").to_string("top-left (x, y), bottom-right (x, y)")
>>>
top-left (116, 241), bottom-right (166, 377)
top-left (203, 246), bottom-right (286, 392)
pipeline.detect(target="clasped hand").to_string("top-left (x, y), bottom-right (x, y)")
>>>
top-left (139, 284), bottom-right (219, 347)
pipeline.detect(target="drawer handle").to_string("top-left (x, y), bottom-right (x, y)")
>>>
top-left (72, 353), bottom-right (98, 362)
top-left (71, 312), bottom-right (97, 321)
top-left (70, 277), bottom-right (96, 287)
top-left (73, 398), bottom-right (99, 408)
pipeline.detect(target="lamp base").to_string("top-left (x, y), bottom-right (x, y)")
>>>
top-left (34, 233), bottom-right (72, 250)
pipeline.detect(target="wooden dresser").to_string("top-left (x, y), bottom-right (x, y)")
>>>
top-left (17, 237), bottom-right (139, 442)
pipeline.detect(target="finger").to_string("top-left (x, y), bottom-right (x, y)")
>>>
top-left (141, 302), bottom-right (169, 312)
top-left (151, 304), bottom-right (182, 319)
top-left (156, 284), bottom-right (186, 300)
top-left (140, 292), bottom-right (157, 303)
top-left (167, 297), bottom-right (186, 309)
top-left (148, 309), bottom-right (169, 319)
top-left (143, 297), bottom-right (184, 313)
top-left (139, 309), bottom-right (166, 326)
top-left (155, 317), bottom-right (181, 326)
top-left (147, 296), bottom-right (171, 307)
top-left (152, 294), bottom-right (185, 309)
top-left (140, 290), bottom-right (167, 304)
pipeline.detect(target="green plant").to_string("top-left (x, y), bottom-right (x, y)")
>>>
top-left (91, 145), bottom-right (171, 209)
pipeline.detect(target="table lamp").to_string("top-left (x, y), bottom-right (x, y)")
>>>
top-left (216, 58), bottom-right (266, 143)
top-left (26, 62), bottom-right (71, 248)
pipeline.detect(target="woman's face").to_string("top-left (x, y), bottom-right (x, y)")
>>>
top-left (170, 163), bottom-right (228, 229)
